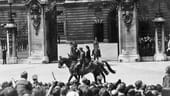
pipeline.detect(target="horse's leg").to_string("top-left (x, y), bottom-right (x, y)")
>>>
top-left (68, 75), bottom-right (73, 83)
top-left (77, 75), bottom-right (80, 82)
top-left (101, 72), bottom-right (106, 83)
top-left (93, 73), bottom-right (97, 83)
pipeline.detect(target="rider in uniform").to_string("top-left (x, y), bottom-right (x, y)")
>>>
top-left (79, 47), bottom-right (85, 69)
top-left (69, 41), bottom-right (79, 61)
top-left (85, 45), bottom-right (91, 64)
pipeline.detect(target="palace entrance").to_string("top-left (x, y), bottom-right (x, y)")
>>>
top-left (138, 19), bottom-right (155, 57)
top-left (107, 8), bottom-right (118, 43)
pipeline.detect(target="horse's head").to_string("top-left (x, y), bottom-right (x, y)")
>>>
top-left (58, 56), bottom-right (68, 68)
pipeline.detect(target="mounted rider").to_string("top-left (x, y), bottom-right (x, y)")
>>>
top-left (68, 41), bottom-right (79, 61)
top-left (79, 47), bottom-right (86, 70)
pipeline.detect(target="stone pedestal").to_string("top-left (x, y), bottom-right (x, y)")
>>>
top-left (118, 1), bottom-right (140, 62)
top-left (26, 0), bottom-right (49, 63)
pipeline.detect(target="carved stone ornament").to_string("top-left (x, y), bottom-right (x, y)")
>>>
top-left (122, 11), bottom-right (133, 32)
top-left (29, 0), bottom-right (42, 36)
top-left (119, 0), bottom-right (136, 32)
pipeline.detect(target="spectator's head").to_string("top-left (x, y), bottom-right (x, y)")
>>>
top-left (165, 65), bottom-right (170, 74)
top-left (52, 86), bottom-right (61, 96)
top-left (117, 82), bottom-right (126, 93)
top-left (21, 71), bottom-right (28, 79)
top-left (1, 81), bottom-right (9, 89)
top-left (155, 84), bottom-right (162, 92)
top-left (32, 74), bottom-right (38, 81)
top-left (79, 47), bottom-right (83, 51)
top-left (108, 83), bottom-right (117, 91)
top-left (127, 89), bottom-right (135, 96)
top-left (125, 84), bottom-right (135, 94)
top-left (86, 45), bottom-right (90, 50)
top-left (3, 87), bottom-right (18, 96)
top-left (135, 80), bottom-right (143, 90)
top-left (60, 86), bottom-right (69, 96)
top-left (151, 90), bottom-right (159, 96)
top-left (82, 77), bottom-right (90, 86)
top-left (58, 82), bottom-right (65, 88)
top-left (23, 94), bottom-right (32, 96)
top-left (99, 88), bottom-right (110, 96)
top-left (111, 90), bottom-right (118, 96)
top-left (141, 83), bottom-right (146, 90)
top-left (135, 91), bottom-right (142, 96)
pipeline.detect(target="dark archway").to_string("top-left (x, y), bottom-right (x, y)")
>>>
top-left (46, 3), bottom-right (58, 62)
top-left (107, 7), bottom-right (118, 43)
top-left (138, 19), bottom-right (155, 56)
top-left (93, 21), bottom-right (104, 42)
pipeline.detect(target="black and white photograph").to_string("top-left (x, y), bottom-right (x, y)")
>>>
top-left (0, 0), bottom-right (170, 96)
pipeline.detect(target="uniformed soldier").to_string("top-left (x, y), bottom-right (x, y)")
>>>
top-left (79, 47), bottom-right (85, 69)
top-left (92, 48), bottom-right (101, 61)
top-left (69, 41), bottom-right (79, 61)
top-left (92, 38), bottom-right (101, 61)
top-left (85, 45), bottom-right (91, 64)
top-left (15, 71), bottom-right (32, 96)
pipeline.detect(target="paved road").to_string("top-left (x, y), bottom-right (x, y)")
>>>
top-left (0, 61), bottom-right (169, 85)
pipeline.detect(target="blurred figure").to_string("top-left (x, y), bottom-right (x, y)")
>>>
top-left (15, 71), bottom-right (32, 96)
top-left (68, 41), bottom-right (79, 61)
top-left (32, 74), bottom-right (39, 88)
top-left (85, 45), bottom-right (91, 64)
top-left (162, 66), bottom-right (170, 96)
top-left (79, 47), bottom-right (85, 69)
top-left (92, 47), bottom-right (101, 61)
top-left (2, 48), bottom-right (7, 64)
top-left (163, 66), bottom-right (170, 88)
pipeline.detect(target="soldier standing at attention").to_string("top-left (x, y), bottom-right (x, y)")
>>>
top-left (92, 37), bottom-right (101, 61)
top-left (16, 71), bottom-right (32, 96)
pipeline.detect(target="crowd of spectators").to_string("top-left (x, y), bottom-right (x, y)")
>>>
top-left (0, 71), bottom-right (165, 96)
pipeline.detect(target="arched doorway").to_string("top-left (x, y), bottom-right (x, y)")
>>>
top-left (93, 19), bottom-right (104, 42)
top-left (138, 19), bottom-right (155, 57)
top-left (107, 7), bottom-right (118, 43)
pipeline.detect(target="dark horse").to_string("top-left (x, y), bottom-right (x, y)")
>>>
top-left (58, 56), bottom-right (116, 83)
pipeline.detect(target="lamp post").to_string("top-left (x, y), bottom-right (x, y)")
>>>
top-left (153, 14), bottom-right (166, 61)
top-left (4, 0), bottom-right (17, 64)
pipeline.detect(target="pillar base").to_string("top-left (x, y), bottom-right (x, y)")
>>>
top-left (118, 54), bottom-right (140, 62)
top-left (7, 56), bottom-right (18, 64)
top-left (154, 53), bottom-right (166, 61)
top-left (28, 56), bottom-right (49, 64)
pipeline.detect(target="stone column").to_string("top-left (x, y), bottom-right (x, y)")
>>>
top-left (118, 0), bottom-right (140, 62)
top-left (26, 0), bottom-right (49, 63)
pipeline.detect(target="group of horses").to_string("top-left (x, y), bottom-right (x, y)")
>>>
top-left (58, 56), bottom-right (116, 83)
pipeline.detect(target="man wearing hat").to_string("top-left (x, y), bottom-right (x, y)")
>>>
top-left (15, 71), bottom-right (32, 96)
top-left (68, 41), bottom-right (79, 61)
top-left (32, 74), bottom-right (39, 88)
top-left (78, 77), bottom-right (92, 96)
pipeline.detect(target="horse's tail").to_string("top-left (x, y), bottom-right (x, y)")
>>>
top-left (102, 61), bottom-right (116, 74)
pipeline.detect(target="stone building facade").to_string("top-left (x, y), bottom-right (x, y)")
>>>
top-left (0, 0), bottom-right (170, 61)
